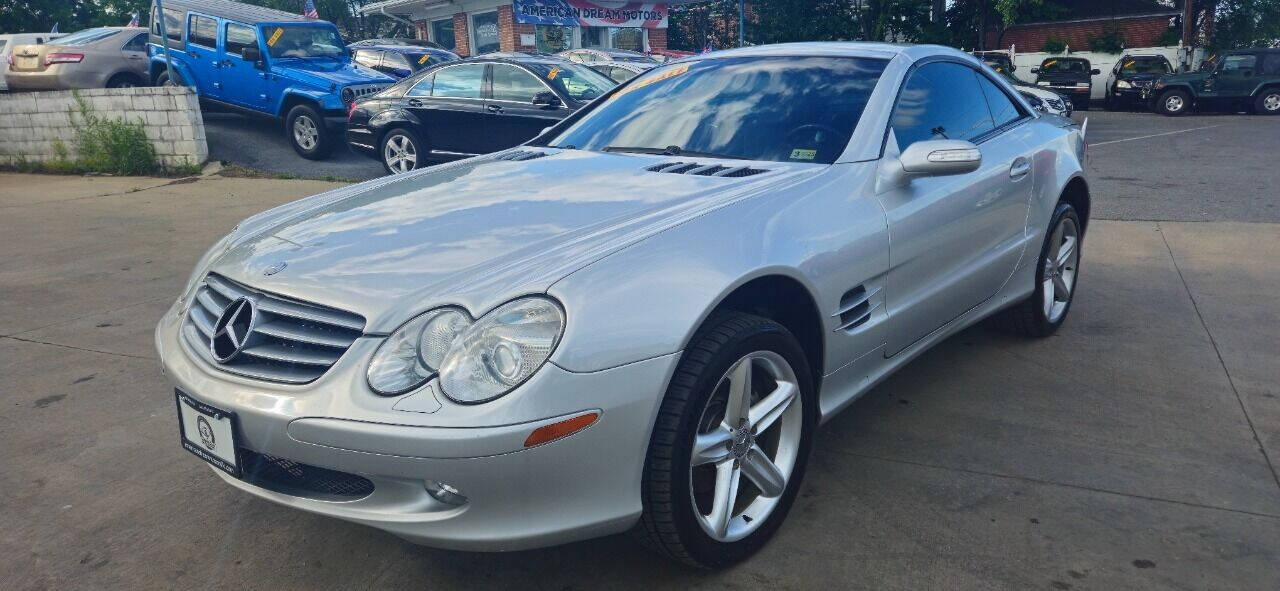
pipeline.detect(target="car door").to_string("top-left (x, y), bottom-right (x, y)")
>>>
top-left (121, 31), bottom-right (149, 77)
top-left (1214, 53), bottom-right (1258, 98)
top-left (406, 62), bottom-right (489, 156)
top-left (184, 13), bottom-right (221, 98)
top-left (876, 61), bottom-right (1035, 355)
top-left (219, 22), bottom-right (269, 109)
top-left (485, 63), bottom-right (568, 151)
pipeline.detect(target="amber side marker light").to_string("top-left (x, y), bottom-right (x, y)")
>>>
top-left (524, 412), bottom-right (599, 448)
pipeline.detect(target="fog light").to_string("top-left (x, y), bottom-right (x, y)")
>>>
top-left (425, 481), bottom-right (467, 506)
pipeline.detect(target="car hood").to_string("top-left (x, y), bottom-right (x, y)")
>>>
top-left (274, 57), bottom-right (395, 85)
top-left (207, 150), bottom-right (820, 332)
top-left (1117, 72), bottom-right (1164, 83)
top-left (1155, 72), bottom-right (1204, 85)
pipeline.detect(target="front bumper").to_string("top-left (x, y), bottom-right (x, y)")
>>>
top-left (156, 300), bottom-right (679, 551)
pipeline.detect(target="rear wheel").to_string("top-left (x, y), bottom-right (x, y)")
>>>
top-left (285, 104), bottom-right (333, 160)
top-left (380, 127), bottom-right (423, 174)
top-left (1157, 89), bottom-right (1191, 116)
top-left (1255, 89), bottom-right (1280, 115)
top-left (106, 73), bottom-right (140, 88)
top-left (633, 312), bottom-right (815, 568)
top-left (997, 201), bottom-right (1082, 337)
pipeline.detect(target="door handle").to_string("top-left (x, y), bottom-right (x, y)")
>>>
top-left (486, 104), bottom-right (504, 113)
top-left (1010, 157), bottom-right (1031, 179)
top-left (407, 98), bottom-right (424, 107)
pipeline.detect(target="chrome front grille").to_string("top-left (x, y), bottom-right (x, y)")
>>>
top-left (182, 273), bottom-right (365, 384)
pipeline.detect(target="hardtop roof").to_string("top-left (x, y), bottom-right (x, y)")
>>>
top-left (154, 0), bottom-right (324, 25)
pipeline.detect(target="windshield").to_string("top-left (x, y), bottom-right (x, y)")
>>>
top-left (981, 57), bottom-right (1013, 73)
top-left (1119, 57), bottom-right (1170, 75)
top-left (1039, 58), bottom-right (1089, 73)
top-left (55, 28), bottom-right (118, 46)
top-left (525, 62), bottom-right (615, 102)
top-left (547, 56), bottom-right (888, 165)
top-left (265, 25), bottom-right (345, 59)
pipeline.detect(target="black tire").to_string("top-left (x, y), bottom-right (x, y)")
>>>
top-left (379, 127), bottom-right (425, 175)
top-left (632, 312), bottom-right (816, 568)
top-left (284, 103), bottom-right (333, 160)
top-left (1156, 89), bottom-right (1192, 116)
top-left (997, 201), bottom-right (1082, 337)
top-left (1254, 88), bottom-right (1280, 116)
top-left (106, 73), bottom-right (140, 89)
top-left (155, 70), bottom-right (183, 87)
top-left (1103, 92), bottom-right (1118, 111)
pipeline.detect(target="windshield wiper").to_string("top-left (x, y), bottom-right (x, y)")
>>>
top-left (603, 145), bottom-right (739, 160)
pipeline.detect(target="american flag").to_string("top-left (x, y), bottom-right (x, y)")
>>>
top-left (127, 13), bottom-right (140, 27)
top-left (303, 0), bottom-right (319, 19)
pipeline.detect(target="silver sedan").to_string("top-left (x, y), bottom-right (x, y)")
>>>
top-left (157, 42), bottom-right (1089, 568)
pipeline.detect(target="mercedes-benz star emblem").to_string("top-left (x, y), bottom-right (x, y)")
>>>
top-left (210, 297), bottom-right (256, 363)
top-left (263, 261), bottom-right (287, 276)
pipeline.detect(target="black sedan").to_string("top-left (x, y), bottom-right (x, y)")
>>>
top-left (347, 53), bottom-right (616, 174)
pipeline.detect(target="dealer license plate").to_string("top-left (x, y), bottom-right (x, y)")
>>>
top-left (175, 390), bottom-right (241, 477)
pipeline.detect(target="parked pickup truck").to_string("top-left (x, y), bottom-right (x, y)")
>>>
top-left (1145, 48), bottom-right (1280, 116)
top-left (1031, 56), bottom-right (1099, 111)
top-left (147, 0), bottom-right (395, 159)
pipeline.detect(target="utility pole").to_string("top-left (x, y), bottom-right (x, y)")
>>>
top-left (154, 0), bottom-right (175, 85)
top-left (1181, 0), bottom-right (1195, 47)
top-left (738, 0), bottom-right (745, 47)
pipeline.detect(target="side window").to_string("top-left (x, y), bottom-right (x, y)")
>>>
top-left (225, 23), bottom-right (257, 57)
top-left (188, 14), bottom-right (217, 48)
top-left (491, 64), bottom-right (548, 102)
top-left (1263, 53), bottom-right (1280, 75)
top-left (890, 62), bottom-right (995, 150)
top-left (407, 73), bottom-right (434, 97)
top-left (431, 63), bottom-right (484, 98)
top-left (123, 32), bottom-right (148, 52)
top-left (383, 52), bottom-right (411, 71)
top-left (610, 67), bottom-right (635, 83)
top-left (1221, 54), bottom-right (1256, 72)
top-left (975, 72), bottom-right (1022, 128)
top-left (161, 8), bottom-right (183, 41)
top-left (354, 49), bottom-right (381, 69)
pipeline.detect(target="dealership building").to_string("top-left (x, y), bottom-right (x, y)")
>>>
top-left (361, 0), bottom-right (685, 57)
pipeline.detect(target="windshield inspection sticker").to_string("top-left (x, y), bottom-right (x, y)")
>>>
top-left (790, 148), bottom-right (817, 161)
top-left (418, 54), bottom-right (430, 65)
top-left (547, 66), bottom-right (560, 80)
top-left (267, 27), bottom-right (284, 47)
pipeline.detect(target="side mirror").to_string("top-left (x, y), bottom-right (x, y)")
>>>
top-left (899, 139), bottom-right (982, 177)
top-left (533, 91), bottom-right (561, 108)
top-left (1031, 67), bottom-right (1040, 74)
top-left (242, 46), bottom-right (265, 69)
top-left (1091, 68), bottom-right (1101, 75)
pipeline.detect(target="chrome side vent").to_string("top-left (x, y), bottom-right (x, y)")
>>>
top-left (646, 161), bottom-right (770, 177)
top-left (495, 149), bottom-right (548, 161)
top-left (182, 273), bottom-right (365, 384)
top-left (833, 285), bottom-right (881, 332)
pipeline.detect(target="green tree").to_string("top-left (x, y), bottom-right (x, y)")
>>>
top-left (1211, 0), bottom-right (1280, 49)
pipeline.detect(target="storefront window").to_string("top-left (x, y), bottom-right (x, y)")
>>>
top-left (431, 19), bottom-right (454, 51)
top-left (610, 28), bottom-right (644, 52)
top-left (472, 11), bottom-right (500, 55)
top-left (535, 25), bottom-right (573, 53)
top-left (582, 26), bottom-right (606, 48)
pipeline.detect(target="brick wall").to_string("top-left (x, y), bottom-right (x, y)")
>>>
top-left (0, 87), bottom-right (207, 168)
top-left (514, 22), bottom-right (537, 52)
top-left (498, 5), bottom-right (516, 52)
top-left (990, 14), bottom-right (1177, 52)
top-left (413, 19), bottom-right (428, 40)
top-left (648, 28), bottom-right (667, 51)
top-left (453, 13), bottom-right (470, 57)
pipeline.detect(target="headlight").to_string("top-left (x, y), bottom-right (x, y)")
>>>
top-left (341, 87), bottom-right (355, 104)
top-left (1116, 80), bottom-right (1132, 89)
top-left (367, 308), bottom-right (470, 395)
top-left (439, 297), bottom-right (565, 404)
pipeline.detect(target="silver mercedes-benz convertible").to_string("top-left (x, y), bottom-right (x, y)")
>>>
top-left (158, 42), bottom-right (1089, 568)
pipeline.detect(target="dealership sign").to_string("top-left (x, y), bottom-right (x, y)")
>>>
top-left (513, 0), bottom-right (668, 29)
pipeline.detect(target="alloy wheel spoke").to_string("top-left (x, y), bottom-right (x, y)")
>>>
top-left (748, 380), bottom-right (797, 435)
top-left (1056, 236), bottom-right (1076, 268)
top-left (1042, 278), bottom-right (1055, 315)
top-left (741, 445), bottom-right (787, 498)
top-left (692, 428), bottom-right (734, 466)
top-left (1053, 273), bottom-right (1071, 301)
top-left (722, 358), bottom-right (752, 429)
top-left (707, 461), bottom-right (741, 538)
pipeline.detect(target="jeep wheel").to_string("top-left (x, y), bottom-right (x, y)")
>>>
top-left (285, 104), bottom-right (333, 160)
top-left (1157, 89), bottom-right (1191, 116)
top-left (1255, 89), bottom-right (1280, 116)
top-left (155, 71), bottom-right (183, 87)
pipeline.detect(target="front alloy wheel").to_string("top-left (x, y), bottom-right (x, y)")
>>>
top-left (1159, 89), bottom-right (1191, 116)
top-left (634, 312), bottom-right (815, 568)
top-left (284, 104), bottom-right (333, 160)
top-left (997, 201), bottom-right (1083, 337)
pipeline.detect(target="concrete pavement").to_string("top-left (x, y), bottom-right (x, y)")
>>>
top-left (0, 171), bottom-right (1278, 590)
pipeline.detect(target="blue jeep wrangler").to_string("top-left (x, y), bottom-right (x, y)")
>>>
top-left (147, 0), bottom-right (395, 159)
